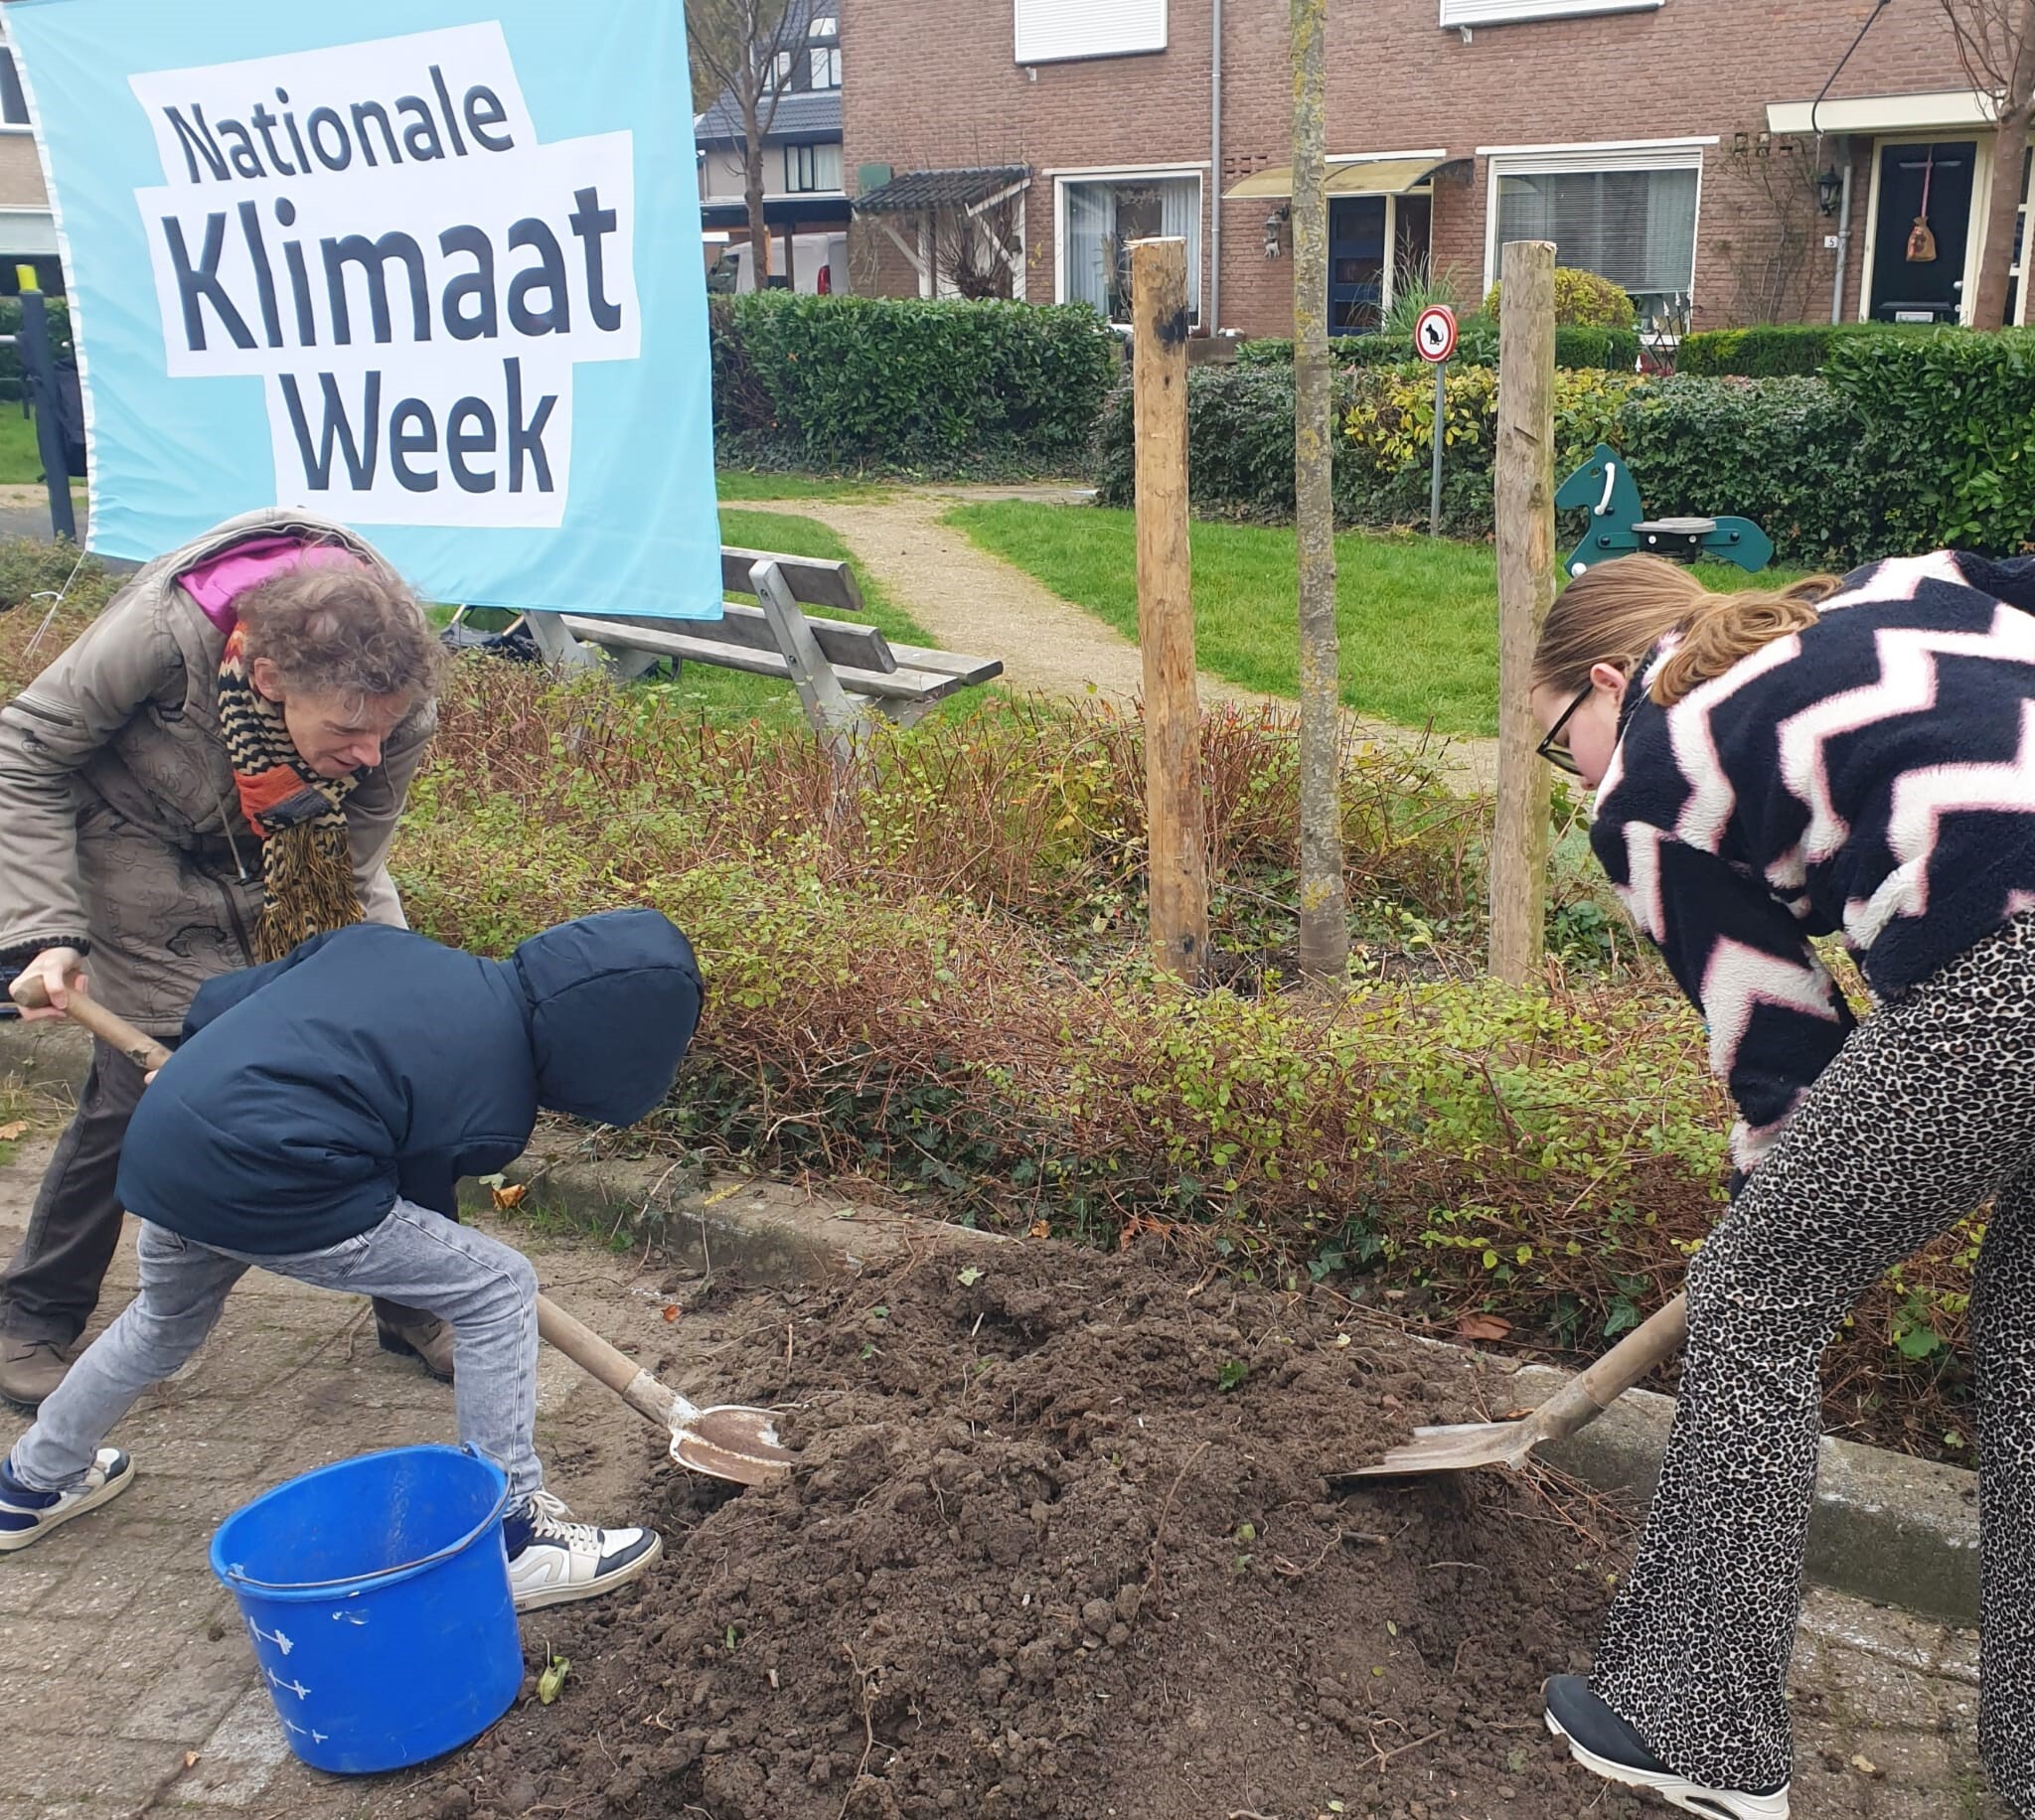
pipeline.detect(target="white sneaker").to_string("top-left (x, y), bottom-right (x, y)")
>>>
top-left (0, 1447), bottom-right (135, 1552)
top-left (504, 1489), bottom-right (662, 1611)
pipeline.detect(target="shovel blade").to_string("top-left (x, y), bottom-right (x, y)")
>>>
top-left (1332, 1417), bottom-right (1542, 1482)
top-left (669, 1403), bottom-right (794, 1488)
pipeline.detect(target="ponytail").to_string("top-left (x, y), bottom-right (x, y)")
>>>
top-left (1533, 554), bottom-right (1840, 708)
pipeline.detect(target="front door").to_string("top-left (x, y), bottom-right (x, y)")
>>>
top-left (1329, 196), bottom-right (1386, 335)
top-left (1869, 140), bottom-right (1976, 323)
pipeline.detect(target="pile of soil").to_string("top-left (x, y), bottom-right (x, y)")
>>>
top-left (446, 1243), bottom-right (1653, 1820)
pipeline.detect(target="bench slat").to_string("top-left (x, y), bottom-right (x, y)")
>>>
top-left (558, 615), bottom-right (961, 704)
top-left (720, 546), bottom-right (864, 614)
top-left (565, 601), bottom-right (895, 675)
top-left (884, 642), bottom-right (1004, 686)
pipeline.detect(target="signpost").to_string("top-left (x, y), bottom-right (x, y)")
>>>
top-left (1415, 303), bottom-right (1457, 538)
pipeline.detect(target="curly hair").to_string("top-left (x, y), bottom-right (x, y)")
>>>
top-left (235, 557), bottom-right (443, 705)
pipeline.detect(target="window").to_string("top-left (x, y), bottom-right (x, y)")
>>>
top-left (810, 46), bottom-right (843, 88)
top-left (1441, 0), bottom-right (1662, 23)
top-left (1060, 173), bottom-right (1199, 322)
top-left (810, 14), bottom-right (838, 36)
top-left (785, 142), bottom-right (843, 194)
top-left (762, 50), bottom-right (794, 92)
top-left (1016, 0), bottom-right (1166, 65)
top-left (0, 51), bottom-right (27, 129)
top-left (1486, 143), bottom-right (1702, 322)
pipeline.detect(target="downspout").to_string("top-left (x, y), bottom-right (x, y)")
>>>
top-left (1830, 152), bottom-right (1854, 324)
top-left (1208, 0), bottom-right (1222, 333)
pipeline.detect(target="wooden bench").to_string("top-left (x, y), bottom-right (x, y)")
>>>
top-left (493, 546), bottom-right (1002, 755)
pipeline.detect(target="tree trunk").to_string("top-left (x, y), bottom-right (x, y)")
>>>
top-left (1969, 3), bottom-right (2035, 328)
top-left (742, 91), bottom-right (772, 284)
top-left (1291, 0), bottom-right (1346, 985)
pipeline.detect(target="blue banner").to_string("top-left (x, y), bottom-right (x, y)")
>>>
top-left (6, 0), bottom-right (722, 617)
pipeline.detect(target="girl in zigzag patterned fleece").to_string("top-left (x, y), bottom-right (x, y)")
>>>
top-left (1530, 548), bottom-right (2035, 1820)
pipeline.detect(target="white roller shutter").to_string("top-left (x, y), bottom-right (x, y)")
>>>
top-left (1015, 0), bottom-right (1167, 64)
top-left (1440, 0), bottom-right (1660, 25)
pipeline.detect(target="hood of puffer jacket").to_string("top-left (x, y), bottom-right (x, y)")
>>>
top-left (508, 908), bottom-right (706, 1126)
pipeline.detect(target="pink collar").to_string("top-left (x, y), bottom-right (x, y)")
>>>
top-left (179, 535), bottom-right (366, 633)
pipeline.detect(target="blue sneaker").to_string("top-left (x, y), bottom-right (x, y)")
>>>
top-left (0, 1448), bottom-right (135, 1552)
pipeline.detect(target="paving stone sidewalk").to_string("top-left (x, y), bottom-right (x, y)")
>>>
top-left (0, 1129), bottom-right (2015, 1819)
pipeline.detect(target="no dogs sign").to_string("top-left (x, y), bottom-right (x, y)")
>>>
top-left (1415, 304), bottom-right (1458, 364)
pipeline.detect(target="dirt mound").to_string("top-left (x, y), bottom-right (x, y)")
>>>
top-left (444, 1243), bottom-right (1649, 1820)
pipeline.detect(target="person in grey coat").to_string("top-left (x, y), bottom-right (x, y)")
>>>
top-left (0, 509), bottom-right (446, 1406)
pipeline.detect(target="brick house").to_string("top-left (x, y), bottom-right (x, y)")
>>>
top-left (841, 0), bottom-right (2034, 340)
top-left (695, 3), bottom-right (851, 292)
top-left (0, 26), bottom-right (62, 294)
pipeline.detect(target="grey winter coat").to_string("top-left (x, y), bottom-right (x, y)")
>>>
top-left (0, 509), bottom-right (435, 1037)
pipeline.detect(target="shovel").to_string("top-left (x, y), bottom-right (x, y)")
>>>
top-left (1335, 1292), bottom-right (1688, 1479)
top-left (8, 970), bottom-right (793, 1489)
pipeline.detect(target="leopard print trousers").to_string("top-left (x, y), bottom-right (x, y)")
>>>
top-left (1592, 909), bottom-right (2035, 1811)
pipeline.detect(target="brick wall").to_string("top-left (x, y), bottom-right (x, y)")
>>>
top-left (843, 0), bottom-right (1972, 336)
top-left (0, 132), bottom-right (46, 210)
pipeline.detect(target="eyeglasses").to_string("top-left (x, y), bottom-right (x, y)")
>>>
top-left (1535, 682), bottom-right (1594, 778)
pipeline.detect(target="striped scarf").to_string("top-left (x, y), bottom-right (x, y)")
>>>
top-left (217, 624), bottom-right (365, 962)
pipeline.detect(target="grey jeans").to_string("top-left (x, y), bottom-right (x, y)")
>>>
top-left (10, 1200), bottom-right (543, 1501)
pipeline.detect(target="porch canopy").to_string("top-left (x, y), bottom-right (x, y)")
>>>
top-left (1223, 152), bottom-right (1450, 201)
top-left (855, 165), bottom-right (1029, 213)
top-left (1765, 89), bottom-right (1995, 136)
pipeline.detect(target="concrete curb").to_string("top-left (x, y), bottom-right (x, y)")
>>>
top-left (0, 1015), bottom-right (1981, 1622)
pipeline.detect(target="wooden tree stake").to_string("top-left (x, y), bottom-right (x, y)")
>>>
top-left (1488, 239), bottom-right (1557, 986)
top-left (1131, 236), bottom-right (1210, 984)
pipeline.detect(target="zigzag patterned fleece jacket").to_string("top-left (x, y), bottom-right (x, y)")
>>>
top-left (1590, 550), bottom-right (2035, 1171)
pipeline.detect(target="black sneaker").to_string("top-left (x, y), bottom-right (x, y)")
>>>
top-left (1544, 1675), bottom-right (1791, 1820)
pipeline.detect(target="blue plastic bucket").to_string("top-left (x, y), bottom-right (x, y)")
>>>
top-left (209, 1444), bottom-right (522, 1774)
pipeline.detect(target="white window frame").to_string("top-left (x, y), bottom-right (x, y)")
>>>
top-left (1481, 136), bottom-right (1711, 314)
top-left (809, 46), bottom-right (843, 89)
top-left (1016, 0), bottom-right (1168, 66)
top-left (1052, 165), bottom-right (1205, 328)
top-left (1442, 0), bottom-right (1661, 24)
top-left (1858, 131), bottom-right (1994, 327)
top-left (810, 14), bottom-right (839, 37)
top-left (2014, 144), bottom-right (2032, 328)
top-left (762, 49), bottom-right (794, 93)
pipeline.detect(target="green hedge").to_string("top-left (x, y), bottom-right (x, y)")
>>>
top-left (1096, 366), bottom-right (1877, 564)
top-left (1614, 377), bottom-right (1875, 567)
top-left (0, 296), bottom-right (74, 403)
top-left (1676, 320), bottom-right (1950, 378)
top-left (1827, 326), bottom-right (2035, 552)
top-left (710, 292), bottom-right (1116, 472)
top-left (1234, 318), bottom-right (1634, 373)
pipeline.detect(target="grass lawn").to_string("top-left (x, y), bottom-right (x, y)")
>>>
top-left (446, 507), bottom-right (949, 727)
top-left (0, 405), bottom-right (46, 485)
top-left (714, 469), bottom-right (886, 504)
top-left (949, 500), bottom-right (1816, 740)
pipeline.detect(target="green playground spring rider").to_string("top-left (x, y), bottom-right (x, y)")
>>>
top-left (1556, 443), bottom-right (1773, 579)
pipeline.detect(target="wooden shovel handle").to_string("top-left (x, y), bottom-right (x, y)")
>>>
top-left (1531, 1290), bottom-right (1688, 1444)
top-left (536, 1294), bottom-right (685, 1429)
top-left (6, 971), bottom-right (171, 1075)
